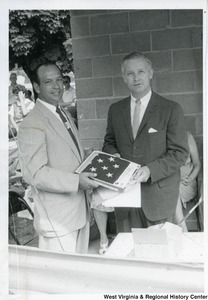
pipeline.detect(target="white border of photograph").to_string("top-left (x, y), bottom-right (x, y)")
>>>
top-left (1, 0), bottom-right (207, 298)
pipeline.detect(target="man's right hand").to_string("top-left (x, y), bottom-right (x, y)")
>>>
top-left (79, 172), bottom-right (99, 190)
top-left (113, 153), bottom-right (121, 158)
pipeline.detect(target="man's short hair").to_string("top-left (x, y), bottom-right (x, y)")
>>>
top-left (121, 52), bottom-right (152, 74)
top-left (32, 61), bottom-right (61, 85)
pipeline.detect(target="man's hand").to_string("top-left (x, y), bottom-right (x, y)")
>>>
top-left (113, 153), bottom-right (121, 158)
top-left (134, 166), bottom-right (151, 183)
top-left (181, 174), bottom-right (193, 186)
top-left (79, 172), bottom-right (99, 190)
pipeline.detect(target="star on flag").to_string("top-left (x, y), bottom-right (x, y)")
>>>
top-left (113, 164), bottom-right (119, 169)
top-left (102, 166), bottom-right (108, 170)
top-left (90, 167), bottom-right (97, 172)
top-left (82, 153), bottom-right (130, 184)
top-left (97, 158), bottom-right (104, 163)
top-left (106, 173), bottom-right (113, 178)
top-left (108, 157), bottom-right (115, 162)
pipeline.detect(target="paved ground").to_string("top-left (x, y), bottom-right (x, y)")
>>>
top-left (9, 213), bottom-right (114, 255)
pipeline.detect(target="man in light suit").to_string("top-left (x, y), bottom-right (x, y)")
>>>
top-left (103, 52), bottom-right (189, 232)
top-left (18, 62), bottom-right (98, 253)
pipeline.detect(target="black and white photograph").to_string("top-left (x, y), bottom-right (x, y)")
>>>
top-left (0, 0), bottom-right (207, 298)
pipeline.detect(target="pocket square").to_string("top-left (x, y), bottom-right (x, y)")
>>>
top-left (148, 127), bottom-right (158, 133)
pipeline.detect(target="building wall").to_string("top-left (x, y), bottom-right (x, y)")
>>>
top-left (70, 9), bottom-right (203, 162)
top-left (70, 10), bottom-right (203, 231)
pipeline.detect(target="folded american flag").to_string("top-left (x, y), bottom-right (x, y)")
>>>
top-left (76, 151), bottom-right (140, 191)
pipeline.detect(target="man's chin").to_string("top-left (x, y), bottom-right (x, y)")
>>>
top-left (53, 95), bottom-right (63, 102)
top-left (133, 87), bottom-right (143, 94)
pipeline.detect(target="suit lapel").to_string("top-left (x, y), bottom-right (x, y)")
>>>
top-left (64, 109), bottom-right (85, 161)
top-left (35, 101), bottom-right (82, 162)
top-left (136, 92), bottom-right (157, 137)
top-left (122, 97), bottom-right (134, 143)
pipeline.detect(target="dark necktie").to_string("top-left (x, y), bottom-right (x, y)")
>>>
top-left (132, 99), bottom-right (141, 139)
top-left (56, 106), bottom-right (80, 154)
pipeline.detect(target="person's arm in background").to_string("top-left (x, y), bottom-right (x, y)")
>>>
top-left (72, 87), bottom-right (77, 105)
top-left (9, 157), bottom-right (19, 177)
top-left (181, 132), bottom-right (201, 186)
top-left (18, 91), bottom-right (28, 116)
top-left (8, 105), bottom-right (18, 132)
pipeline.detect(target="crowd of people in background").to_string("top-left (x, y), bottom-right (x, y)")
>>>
top-left (8, 71), bottom-right (77, 138)
top-left (8, 72), bottom-right (35, 137)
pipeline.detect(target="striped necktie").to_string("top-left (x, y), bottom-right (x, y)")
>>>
top-left (132, 99), bottom-right (141, 139)
top-left (56, 106), bottom-right (80, 154)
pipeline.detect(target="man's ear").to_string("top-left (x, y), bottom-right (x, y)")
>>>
top-left (33, 82), bottom-right (40, 94)
top-left (122, 73), bottom-right (127, 84)
top-left (149, 68), bottom-right (153, 80)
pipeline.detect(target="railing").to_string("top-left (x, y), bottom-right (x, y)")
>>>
top-left (9, 244), bottom-right (204, 294)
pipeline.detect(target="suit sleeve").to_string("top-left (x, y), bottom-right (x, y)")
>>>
top-left (18, 124), bottom-right (79, 194)
top-left (102, 106), bottom-right (120, 154)
top-left (146, 103), bottom-right (189, 184)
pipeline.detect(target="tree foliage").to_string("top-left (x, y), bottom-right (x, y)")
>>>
top-left (9, 10), bottom-right (73, 79)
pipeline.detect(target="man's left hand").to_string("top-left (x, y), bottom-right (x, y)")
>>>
top-left (134, 166), bottom-right (151, 183)
top-left (181, 174), bottom-right (193, 186)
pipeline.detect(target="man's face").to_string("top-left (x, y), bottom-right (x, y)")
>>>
top-left (10, 74), bottom-right (17, 85)
top-left (122, 57), bottom-right (153, 99)
top-left (34, 65), bottom-right (64, 106)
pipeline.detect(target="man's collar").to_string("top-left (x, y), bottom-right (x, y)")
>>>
top-left (37, 98), bottom-right (57, 113)
top-left (131, 89), bottom-right (152, 104)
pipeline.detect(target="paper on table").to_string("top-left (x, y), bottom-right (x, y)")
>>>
top-left (132, 228), bottom-right (168, 244)
top-left (101, 182), bottom-right (141, 207)
top-left (105, 232), bottom-right (203, 262)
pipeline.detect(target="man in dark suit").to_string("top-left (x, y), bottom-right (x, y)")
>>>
top-left (18, 62), bottom-right (98, 253)
top-left (103, 52), bottom-right (189, 232)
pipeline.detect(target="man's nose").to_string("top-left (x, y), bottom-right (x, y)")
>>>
top-left (52, 80), bottom-right (60, 88)
top-left (134, 72), bottom-right (141, 81)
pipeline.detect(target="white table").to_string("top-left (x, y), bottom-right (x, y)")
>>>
top-left (105, 232), bottom-right (204, 263)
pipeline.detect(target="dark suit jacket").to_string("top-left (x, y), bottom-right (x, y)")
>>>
top-left (103, 92), bottom-right (189, 221)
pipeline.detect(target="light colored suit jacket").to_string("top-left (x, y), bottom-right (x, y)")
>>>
top-left (18, 100), bottom-right (88, 240)
top-left (103, 92), bottom-right (189, 221)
